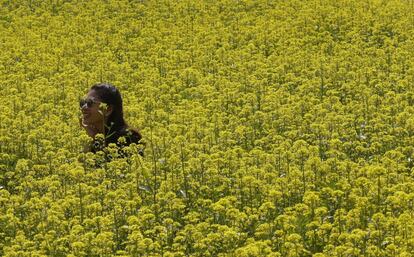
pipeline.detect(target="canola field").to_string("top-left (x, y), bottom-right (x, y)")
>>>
top-left (1, 0), bottom-right (414, 256)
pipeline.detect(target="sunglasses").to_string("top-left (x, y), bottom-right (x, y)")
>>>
top-left (79, 97), bottom-right (100, 108)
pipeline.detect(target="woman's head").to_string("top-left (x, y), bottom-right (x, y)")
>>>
top-left (80, 82), bottom-right (143, 153)
top-left (80, 83), bottom-right (126, 139)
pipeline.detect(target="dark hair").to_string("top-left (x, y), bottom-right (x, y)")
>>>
top-left (90, 83), bottom-right (142, 150)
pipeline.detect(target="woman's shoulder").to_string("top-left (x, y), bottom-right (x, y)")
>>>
top-left (118, 127), bottom-right (144, 156)
top-left (124, 128), bottom-right (142, 144)
top-left (118, 127), bottom-right (142, 145)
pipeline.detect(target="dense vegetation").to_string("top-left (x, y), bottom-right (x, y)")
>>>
top-left (1, 0), bottom-right (414, 256)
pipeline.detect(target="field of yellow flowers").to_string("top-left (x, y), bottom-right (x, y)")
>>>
top-left (1, 0), bottom-right (414, 256)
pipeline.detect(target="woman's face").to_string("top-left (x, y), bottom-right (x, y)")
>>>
top-left (80, 90), bottom-right (104, 125)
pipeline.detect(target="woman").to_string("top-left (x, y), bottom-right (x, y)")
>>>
top-left (79, 83), bottom-right (143, 155)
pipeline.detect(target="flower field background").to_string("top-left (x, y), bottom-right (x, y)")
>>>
top-left (1, 0), bottom-right (414, 256)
